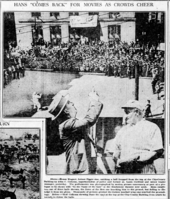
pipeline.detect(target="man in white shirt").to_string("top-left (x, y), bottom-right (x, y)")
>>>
top-left (113, 100), bottom-right (164, 174)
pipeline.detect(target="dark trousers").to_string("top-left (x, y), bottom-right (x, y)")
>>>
top-left (16, 72), bottom-right (20, 79)
top-left (116, 160), bottom-right (155, 174)
top-left (152, 80), bottom-right (157, 94)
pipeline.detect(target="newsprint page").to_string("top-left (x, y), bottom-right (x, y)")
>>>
top-left (0, 1), bottom-right (169, 199)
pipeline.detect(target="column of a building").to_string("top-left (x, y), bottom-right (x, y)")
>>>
top-left (100, 22), bottom-right (108, 42)
top-left (99, 12), bottom-right (109, 42)
top-left (119, 12), bottom-right (135, 43)
top-left (121, 22), bottom-right (135, 43)
top-left (60, 12), bottom-right (69, 43)
top-left (41, 12), bottom-right (51, 42)
top-left (15, 12), bottom-right (32, 49)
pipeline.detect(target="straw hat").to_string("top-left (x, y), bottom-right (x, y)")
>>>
top-left (32, 90), bottom-right (69, 120)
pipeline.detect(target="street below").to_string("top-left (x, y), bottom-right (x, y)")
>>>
top-left (3, 70), bottom-right (163, 118)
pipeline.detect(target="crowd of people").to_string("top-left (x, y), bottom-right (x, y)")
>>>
top-left (6, 40), bottom-right (165, 73)
top-left (4, 40), bottom-right (165, 93)
top-left (3, 61), bottom-right (25, 87)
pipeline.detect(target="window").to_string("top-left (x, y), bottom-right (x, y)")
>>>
top-left (89, 12), bottom-right (99, 16)
top-left (108, 25), bottom-right (121, 40)
top-left (151, 12), bottom-right (157, 20)
top-left (69, 27), bottom-right (81, 42)
top-left (69, 12), bottom-right (79, 16)
top-left (148, 12), bottom-right (158, 22)
top-left (50, 12), bottom-right (60, 18)
top-left (31, 12), bottom-right (41, 18)
top-left (32, 25), bottom-right (44, 45)
top-left (50, 26), bottom-right (61, 46)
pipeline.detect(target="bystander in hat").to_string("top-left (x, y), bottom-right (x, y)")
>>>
top-left (121, 99), bottom-right (144, 111)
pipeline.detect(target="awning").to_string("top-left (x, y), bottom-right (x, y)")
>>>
top-left (70, 15), bottom-right (98, 28)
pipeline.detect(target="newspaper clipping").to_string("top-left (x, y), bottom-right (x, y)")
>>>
top-left (0, 1), bottom-right (168, 199)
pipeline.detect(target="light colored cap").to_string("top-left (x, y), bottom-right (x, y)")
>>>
top-left (121, 100), bottom-right (143, 111)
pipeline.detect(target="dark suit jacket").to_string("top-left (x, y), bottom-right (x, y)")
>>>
top-left (59, 100), bottom-right (103, 174)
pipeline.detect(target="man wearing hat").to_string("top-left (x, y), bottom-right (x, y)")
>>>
top-left (33, 89), bottom-right (103, 174)
top-left (113, 100), bottom-right (163, 174)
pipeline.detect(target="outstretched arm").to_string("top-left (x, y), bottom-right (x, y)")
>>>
top-left (64, 90), bottom-right (103, 131)
top-left (64, 100), bottom-right (103, 131)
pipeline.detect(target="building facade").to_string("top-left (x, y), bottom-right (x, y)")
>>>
top-left (15, 12), bottom-right (136, 48)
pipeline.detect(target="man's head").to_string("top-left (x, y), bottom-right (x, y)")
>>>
top-left (60, 100), bottom-right (77, 119)
top-left (48, 90), bottom-right (77, 121)
top-left (147, 100), bottom-right (150, 104)
top-left (122, 100), bottom-right (144, 125)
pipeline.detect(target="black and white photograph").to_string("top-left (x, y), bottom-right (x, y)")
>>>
top-left (3, 11), bottom-right (165, 175)
top-left (0, 129), bottom-right (40, 199)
